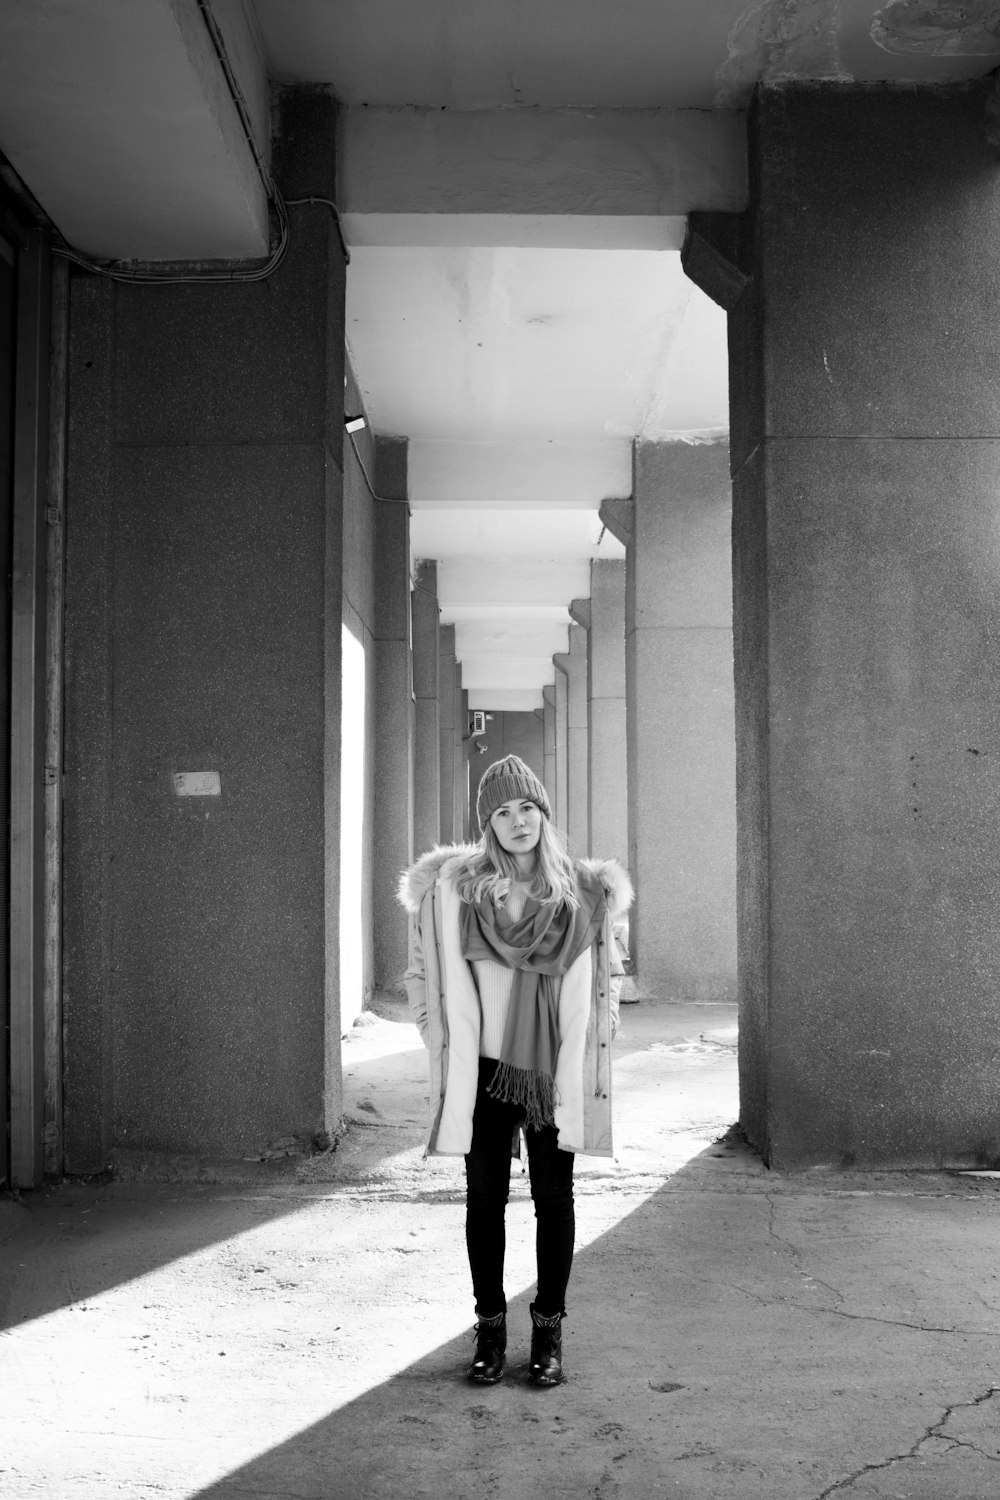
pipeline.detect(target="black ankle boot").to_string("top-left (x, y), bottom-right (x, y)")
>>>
top-left (528, 1303), bottom-right (565, 1386)
top-left (467, 1311), bottom-right (506, 1384)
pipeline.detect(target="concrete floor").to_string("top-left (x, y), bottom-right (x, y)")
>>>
top-left (3, 1001), bottom-right (1000, 1499)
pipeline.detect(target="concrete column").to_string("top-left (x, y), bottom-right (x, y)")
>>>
top-left (459, 688), bottom-right (470, 840)
top-left (62, 89), bottom-right (350, 1168)
top-left (553, 664), bottom-right (569, 834)
top-left (582, 559), bottom-right (628, 866)
top-left (686, 79), bottom-right (1000, 1169)
top-left (609, 443), bottom-right (736, 1007)
top-left (411, 559), bottom-right (440, 858)
top-left (372, 441), bottom-right (412, 995)
top-left (555, 622), bottom-right (589, 856)
top-left (439, 624), bottom-right (456, 844)
top-left (452, 670), bottom-right (467, 844)
top-left (542, 685), bottom-right (557, 810)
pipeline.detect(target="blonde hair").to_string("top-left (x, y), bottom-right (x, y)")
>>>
top-left (456, 816), bottom-right (579, 910)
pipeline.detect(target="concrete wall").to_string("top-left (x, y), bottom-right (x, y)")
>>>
top-left (730, 81), bottom-right (1000, 1168)
top-left (62, 89), bottom-right (347, 1169)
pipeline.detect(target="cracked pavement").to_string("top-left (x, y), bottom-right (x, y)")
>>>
top-left (4, 1000), bottom-right (1000, 1498)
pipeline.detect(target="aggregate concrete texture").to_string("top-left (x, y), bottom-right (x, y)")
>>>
top-left (587, 558), bottom-right (628, 870)
top-left (411, 560), bottom-right (441, 861)
top-left (627, 442), bottom-right (736, 1003)
top-left (553, 622), bottom-right (589, 857)
top-left (5, 1002), bottom-right (1000, 1499)
top-left (371, 476), bottom-right (412, 996)
top-left (62, 105), bottom-right (348, 1169)
top-left (728, 81), bottom-right (1000, 1168)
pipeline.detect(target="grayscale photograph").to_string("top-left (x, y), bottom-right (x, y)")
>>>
top-left (2, 2), bottom-right (1000, 1496)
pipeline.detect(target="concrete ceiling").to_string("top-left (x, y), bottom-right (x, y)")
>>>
top-left (255, 0), bottom-right (1000, 109)
top-left (3, 0), bottom-right (1000, 708)
top-left (347, 247), bottom-right (728, 445)
top-left (347, 243), bottom-right (726, 705)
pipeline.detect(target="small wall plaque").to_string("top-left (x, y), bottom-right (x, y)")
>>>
top-left (173, 771), bottom-right (221, 797)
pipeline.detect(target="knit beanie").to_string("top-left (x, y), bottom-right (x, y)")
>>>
top-left (476, 754), bottom-right (551, 833)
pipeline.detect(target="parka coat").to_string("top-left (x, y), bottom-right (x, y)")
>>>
top-left (398, 844), bottom-right (633, 1159)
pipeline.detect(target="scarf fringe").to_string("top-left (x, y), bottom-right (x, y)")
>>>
top-left (488, 1062), bottom-right (558, 1132)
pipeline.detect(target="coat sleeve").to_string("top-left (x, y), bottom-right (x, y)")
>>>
top-left (608, 925), bottom-right (624, 1038)
top-left (403, 909), bottom-right (430, 1045)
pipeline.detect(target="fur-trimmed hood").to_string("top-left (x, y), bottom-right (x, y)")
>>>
top-left (396, 843), bottom-right (480, 915)
top-left (577, 856), bottom-right (634, 920)
top-left (397, 843), bottom-right (633, 919)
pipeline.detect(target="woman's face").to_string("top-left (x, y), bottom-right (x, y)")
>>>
top-left (489, 797), bottom-right (543, 859)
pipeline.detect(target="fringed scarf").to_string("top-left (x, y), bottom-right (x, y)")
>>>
top-left (459, 867), bottom-right (607, 1130)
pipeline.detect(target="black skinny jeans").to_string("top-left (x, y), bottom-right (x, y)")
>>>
top-left (465, 1057), bottom-right (575, 1319)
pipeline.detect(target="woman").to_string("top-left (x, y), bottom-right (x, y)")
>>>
top-left (398, 754), bottom-right (631, 1388)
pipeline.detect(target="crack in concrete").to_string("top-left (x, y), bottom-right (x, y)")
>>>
top-left (731, 1278), bottom-right (991, 1335)
top-left (793, 1303), bottom-right (987, 1334)
top-left (813, 1386), bottom-right (1000, 1498)
top-left (765, 1191), bottom-right (847, 1307)
top-left (758, 1193), bottom-right (998, 1333)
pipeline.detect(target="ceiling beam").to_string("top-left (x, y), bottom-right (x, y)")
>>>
top-left (340, 106), bottom-right (746, 249)
top-left (408, 438), bottom-right (632, 507)
top-left (0, 0), bottom-right (269, 260)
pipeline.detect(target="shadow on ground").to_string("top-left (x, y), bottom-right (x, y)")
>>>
top-left (188, 1134), bottom-right (1000, 1500)
top-left (6, 1002), bottom-right (1000, 1499)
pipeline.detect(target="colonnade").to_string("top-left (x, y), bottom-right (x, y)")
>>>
top-left (55, 78), bottom-right (1000, 1178)
top-left (372, 440), bottom-right (738, 1012)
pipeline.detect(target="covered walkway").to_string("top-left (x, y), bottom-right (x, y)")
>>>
top-left (3, 0), bottom-right (1000, 1191)
top-left (5, 1003), bottom-right (1000, 1499)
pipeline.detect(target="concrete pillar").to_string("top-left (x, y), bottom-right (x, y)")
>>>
top-left (607, 443), bottom-right (736, 1006)
top-left (459, 687), bottom-right (470, 840)
top-left (439, 624), bottom-right (456, 844)
top-left (686, 79), bottom-right (1000, 1169)
top-left (62, 89), bottom-right (349, 1168)
top-left (372, 442), bottom-right (412, 995)
top-left (553, 664), bottom-right (569, 834)
top-left (555, 622), bottom-right (589, 856)
top-left (542, 685), bottom-right (557, 811)
top-left (582, 560), bottom-right (628, 866)
top-left (411, 559), bottom-right (440, 858)
top-left (453, 672), bottom-right (467, 844)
